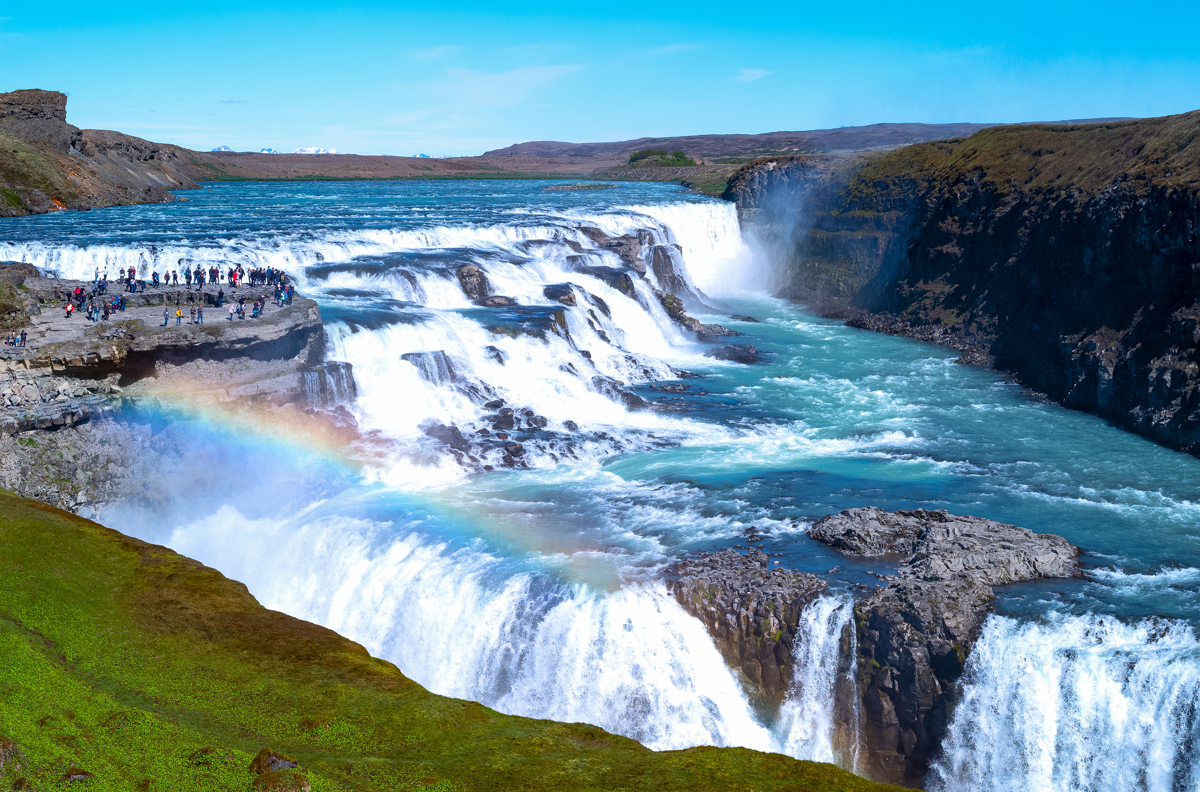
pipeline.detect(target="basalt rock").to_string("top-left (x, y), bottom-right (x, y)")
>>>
top-left (474, 295), bottom-right (517, 308)
top-left (0, 89), bottom-right (201, 217)
top-left (703, 344), bottom-right (762, 364)
top-left (543, 283), bottom-right (577, 306)
top-left (665, 549), bottom-right (827, 706)
top-left (810, 507), bottom-right (1080, 785)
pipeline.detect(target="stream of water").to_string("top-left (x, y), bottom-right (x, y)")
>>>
top-left (3, 180), bottom-right (1198, 790)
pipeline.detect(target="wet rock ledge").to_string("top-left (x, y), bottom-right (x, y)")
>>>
top-left (665, 507), bottom-right (1080, 788)
top-left (665, 547), bottom-right (826, 705)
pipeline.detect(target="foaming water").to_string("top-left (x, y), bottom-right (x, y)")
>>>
top-left (5, 181), bottom-right (1200, 787)
top-left (931, 614), bottom-right (1200, 792)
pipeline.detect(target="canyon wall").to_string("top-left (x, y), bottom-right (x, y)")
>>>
top-left (0, 89), bottom-right (201, 216)
top-left (728, 113), bottom-right (1200, 455)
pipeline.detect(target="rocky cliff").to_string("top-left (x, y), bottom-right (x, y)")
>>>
top-left (0, 272), bottom-right (356, 513)
top-left (727, 112), bottom-right (1200, 454)
top-left (0, 89), bottom-right (201, 216)
top-left (667, 508), bottom-right (1079, 788)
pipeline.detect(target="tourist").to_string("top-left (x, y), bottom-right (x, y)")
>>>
top-left (162, 307), bottom-right (169, 326)
top-left (197, 304), bottom-right (204, 325)
top-left (19, 329), bottom-right (26, 347)
top-left (216, 288), bottom-right (224, 307)
top-left (189, 305), bottom-right (196, 324)
top-left (152, 271), bottom-right (160, 288)
top-left (228, 302), bottom-right (235, 321)
top-left (175, 305), bottom-right (183, 325)
top-left (65, 302), bottom-right (74, 319)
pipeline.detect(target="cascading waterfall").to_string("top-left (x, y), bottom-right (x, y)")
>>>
top-left (931, 614), bottom-right (1200, 792)
top-left (167, 506), bottom-right (784, 752)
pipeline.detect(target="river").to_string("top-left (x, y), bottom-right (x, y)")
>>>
top-left (3, 180), bottom-right (1198, 790)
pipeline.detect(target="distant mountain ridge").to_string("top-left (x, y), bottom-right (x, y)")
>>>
top-left (484, 119), bottom-right (1136, 160)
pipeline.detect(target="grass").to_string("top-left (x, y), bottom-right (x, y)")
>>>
top-left (0, 490), bottom-right (903, 792)
top-left (627, 150), bottom-right (697, 168)
top-left (0, 130), bottom-right (77, 214)
top-left (841, 110), bottom-right (1200, 209)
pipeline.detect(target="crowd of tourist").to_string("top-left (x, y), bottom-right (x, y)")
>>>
top-left (47, 266), bottom-right (297, 335)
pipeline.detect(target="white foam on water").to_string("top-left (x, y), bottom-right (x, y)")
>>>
top-left (166, 506), bottom-right (782, 752)
top-left (930, 613), bottom-right (1200, 792)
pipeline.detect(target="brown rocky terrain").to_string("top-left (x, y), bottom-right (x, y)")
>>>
top-left (0, 90), bottom-right (202, 215)
top-left (727, 111), bottom-right (1200, 456)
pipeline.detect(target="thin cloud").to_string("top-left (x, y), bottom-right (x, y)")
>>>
top-left (220, 99), bottom-right (248, 104)
top-left (735, 68), bottom-right (772, 84)
top-left (437, 64), bottom-right (584, 107)
top-left (411, 45), bottom-right (460, 60)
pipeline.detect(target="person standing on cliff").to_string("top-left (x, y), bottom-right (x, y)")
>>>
top-left (189, 305), bottom-right (196, 324)
top-left (162, 306), bottom-right (169, 327)
top-left (175, 305), bottom-right (183, 326)
top-left (228, 302), bottom-right (235, 321)
top-left (197, 304), bottom-right (204, 325)
top-left (216, 288), bottom-right (224, 308)
top-left (18, 329), bottom-right (25, 348)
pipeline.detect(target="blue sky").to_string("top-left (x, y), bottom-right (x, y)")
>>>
top-left (3, 1), bottom-right (1199, 155)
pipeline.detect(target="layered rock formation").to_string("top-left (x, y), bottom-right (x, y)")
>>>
top-left (0, 273), bottom-right (355, 513)
top-left (666, 507), bottom-right (1079, 787)
top-left (664, 548), bottom-right (827, 705)
top-left (810, 507), bottom-right (1079, 785)
top-left (0, 89), bottom-right (204, 216)
top-left (727, 112), bottom-right (1200, 455)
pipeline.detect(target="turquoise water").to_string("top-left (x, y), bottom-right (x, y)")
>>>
top-left (4, 180), bottom-right (1198, 789)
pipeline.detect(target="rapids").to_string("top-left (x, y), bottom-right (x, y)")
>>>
top-left (3, 180), bottom-right (1198, 790)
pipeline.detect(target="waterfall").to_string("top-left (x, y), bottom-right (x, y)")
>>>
top-left (167, 507), bottom-right (779, 752)
top-left (930, 614), bottom-right (1200, 792)
top-left (777, 597), bottom-right (860, 768)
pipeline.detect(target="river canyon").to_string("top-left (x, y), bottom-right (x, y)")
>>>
top-left (2, 178), bottom-right (1198, 790)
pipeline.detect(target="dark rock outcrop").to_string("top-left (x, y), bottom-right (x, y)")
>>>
top-left (810, 507), bottom-right (1080, 785)
top-left (455, 264), bottom-right (491, 300)
top-left (703, 344), bottom-right (762, 364)
top-left (665, 549), bottom-right (827, 705)
top-left (543, 283), bottom-right (577, 306)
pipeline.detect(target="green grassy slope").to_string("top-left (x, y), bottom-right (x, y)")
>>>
top-left (843, 110), bottom-right (1200, 209)
top-left (0, 490), bottom-right (902, 792)
top-left (0, 130), bottom-right (76, 214)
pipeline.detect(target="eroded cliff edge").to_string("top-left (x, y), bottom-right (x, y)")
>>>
top-left (727, 112), bottom-right (1200, 455)
top-left (0, 89), bottom-right (207, 216)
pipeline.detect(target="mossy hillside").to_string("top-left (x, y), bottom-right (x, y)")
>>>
top-left (0, 490), bottom-right (903, 792)
top-left (0, 130), bottom-right (76, 215)
top-left (843, 110), bottom-right (1200, 209)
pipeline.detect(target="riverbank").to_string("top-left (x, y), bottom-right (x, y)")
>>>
top-left (726, 112), bottom-right (1200, 457)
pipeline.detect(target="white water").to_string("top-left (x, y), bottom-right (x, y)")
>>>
top-left (931, 613), bottom-right (1200, 792)
top-left (778, 597), bottom-right (859, 767)
top-left (168, 504), bottom-right (853, 754)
